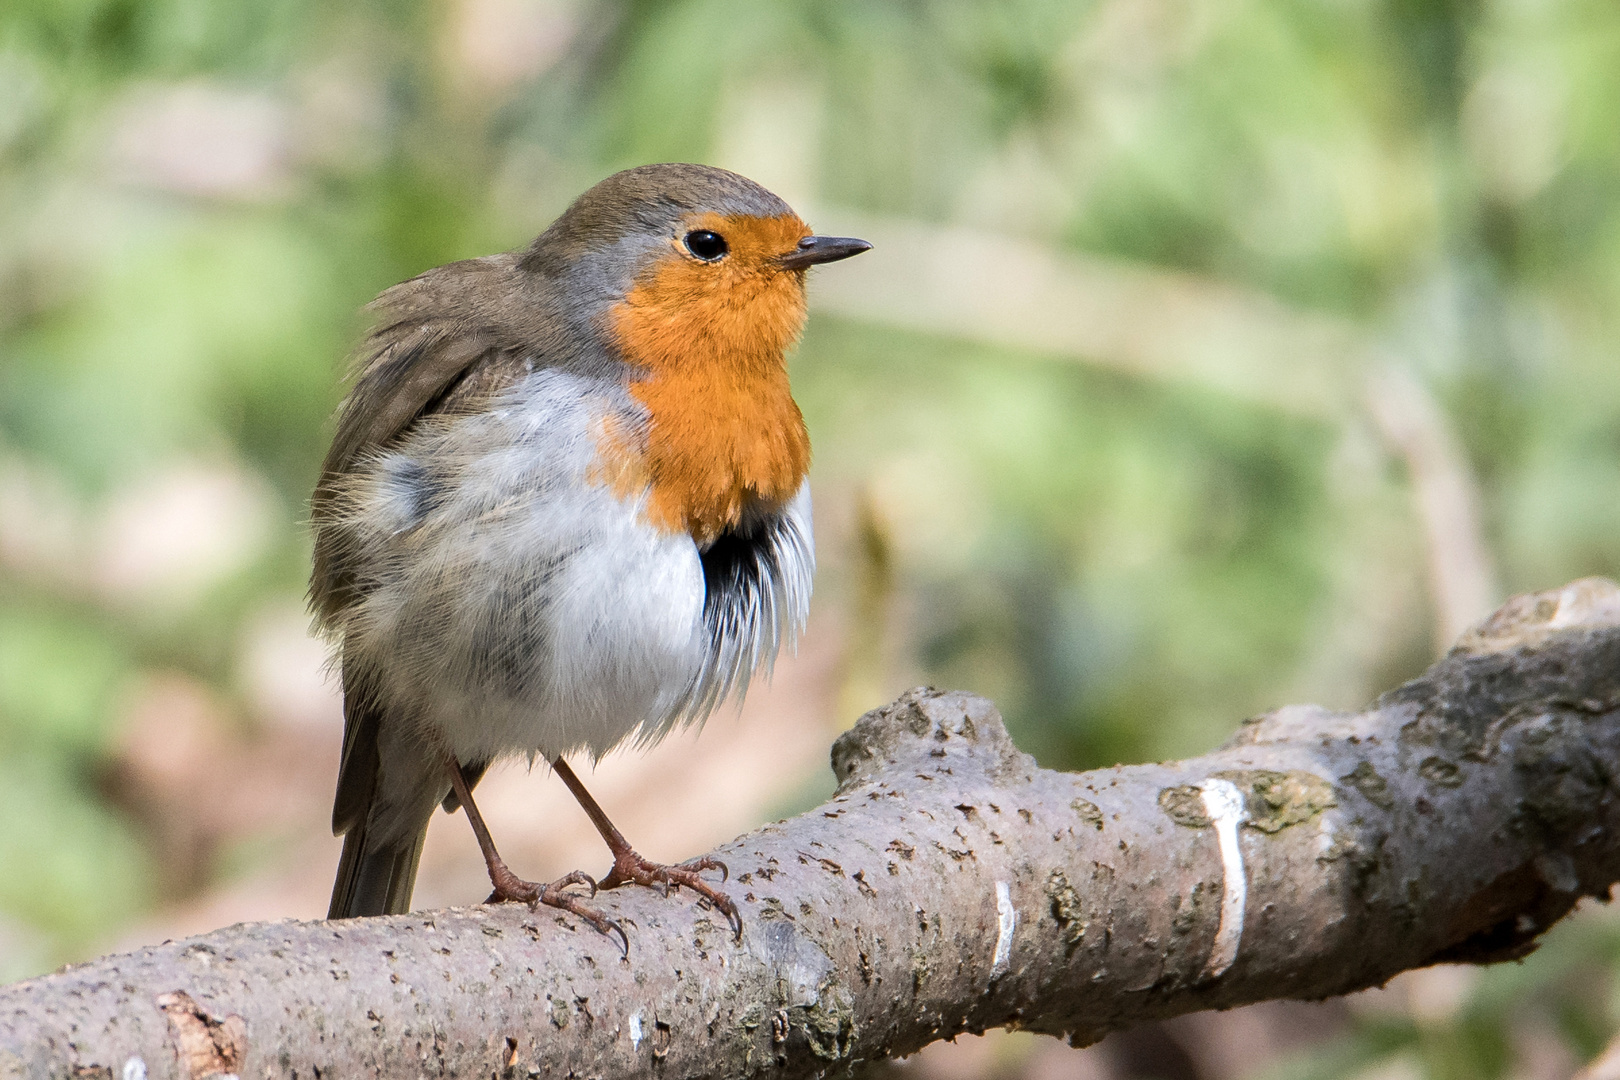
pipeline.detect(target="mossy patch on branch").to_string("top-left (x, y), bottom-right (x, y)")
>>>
top-left (1158, 770), bottom-right (1336, 832)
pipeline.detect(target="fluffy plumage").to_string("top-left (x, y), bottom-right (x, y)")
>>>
top-left (314, 165), bottom-right (824, 919)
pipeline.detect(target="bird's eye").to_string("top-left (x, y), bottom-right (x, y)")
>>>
top-left (683, 230), bottom-right (728, 261)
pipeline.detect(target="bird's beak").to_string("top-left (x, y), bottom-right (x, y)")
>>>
top-left (777, 235), bottom-right (872, 270)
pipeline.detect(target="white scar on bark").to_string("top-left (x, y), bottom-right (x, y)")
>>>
top-left (992, 880), bottom-right (1018, 976)
top-left (1200, 778), bottom-right (1249, 979)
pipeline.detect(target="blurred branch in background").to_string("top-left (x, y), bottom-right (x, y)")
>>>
top-left (809, 208), bottom-right (1499, 657)
top-left (804, 210), bottom-right (1360, 421)
top-left (1578, 1037), bottom-right (1620, 1080)
top-left (1363, 365), bottom-right (1499, 651)
top-left (836, 486), bottom-right (902, 726)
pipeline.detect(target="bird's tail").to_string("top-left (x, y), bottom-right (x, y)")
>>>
top-left (328, 816), bottom-right (427, 918)
top-left (327, 660), bottom-right (433, 918)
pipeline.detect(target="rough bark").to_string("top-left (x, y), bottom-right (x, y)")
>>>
top-left (6, 578), bottom-right (1620, 1080)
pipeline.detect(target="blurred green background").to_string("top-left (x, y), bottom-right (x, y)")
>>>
top-left (2, 0), bottom-right (1620, 1076)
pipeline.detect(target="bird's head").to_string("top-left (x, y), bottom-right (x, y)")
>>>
top-left (520, 163), bottom-right (870, 374)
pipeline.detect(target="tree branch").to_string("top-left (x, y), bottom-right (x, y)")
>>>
top-left (7, 579), bottom-right (1620, 1079)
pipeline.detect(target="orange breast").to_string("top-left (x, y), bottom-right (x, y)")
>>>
top-left (605, 213), bottom-right (812, 544)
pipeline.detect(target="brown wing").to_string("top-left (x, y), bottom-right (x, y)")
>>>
top-left (314, 253), bottom-right (560, 889)
top-left (309, 252), bottom-right (534, 626)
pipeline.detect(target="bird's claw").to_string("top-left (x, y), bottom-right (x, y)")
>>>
top-left (482, 864), bottom-right (624, 952)
top-left (599, 851), bottom-right (742, 939)
top-left (684, 856), bottom-right (728, 883)
top-left (539, 873), bottom-right (628, 954)
top-left (539, 881), bottom-right (628, 956)
top-left (551, 869), bottom-right (599, 899)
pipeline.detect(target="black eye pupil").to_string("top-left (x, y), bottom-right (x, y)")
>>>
top-left (684, 230), bottom-right (728, 260)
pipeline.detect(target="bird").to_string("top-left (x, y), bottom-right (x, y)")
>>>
top-left (310, 163), bottom-right (870, 943)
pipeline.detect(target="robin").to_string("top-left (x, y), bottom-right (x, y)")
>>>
top-left (311, 163), bottom-right (869, 943)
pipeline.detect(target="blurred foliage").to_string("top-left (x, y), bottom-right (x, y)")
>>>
top-left (2, 0), bottom-right (1619, 1074)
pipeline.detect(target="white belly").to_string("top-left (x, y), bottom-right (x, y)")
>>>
top-left (337, 368), bottom-right (707, 762)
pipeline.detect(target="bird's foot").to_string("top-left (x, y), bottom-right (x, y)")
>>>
top-left (485, 865), bottom-right (627, 954)
top-left (598, 851), bottom-right (740, 938)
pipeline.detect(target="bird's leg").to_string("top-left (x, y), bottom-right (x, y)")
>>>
top-left (445, 757), bottom-right (626, 952)
top-left (446, 757), bottom-right (536, 903)
top-left (550, 757), bottom-right (741, 938)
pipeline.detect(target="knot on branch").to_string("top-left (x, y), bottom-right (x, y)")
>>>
top-left (830, 687), bottom-right (1034, 794)
top-left (1377, 580), bottom-right (1620, 763)
top-left (1451, 577), bottom-right (1620, 657)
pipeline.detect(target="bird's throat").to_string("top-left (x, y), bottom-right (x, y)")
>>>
top-left (605, 239), bottom-right (812, 544)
